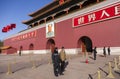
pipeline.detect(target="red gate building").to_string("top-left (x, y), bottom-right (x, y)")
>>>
top-left (3, 0), bottom-right (120, 55)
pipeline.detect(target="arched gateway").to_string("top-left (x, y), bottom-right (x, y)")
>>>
top-left (29, 43), bottom-right (34, 50)
top-left (46, 38), bottom-right (55, 53)
top-left (78, 36), bottom-right (93, 53)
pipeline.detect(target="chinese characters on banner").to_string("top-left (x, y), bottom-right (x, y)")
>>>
top-left (73, 2), bottom-right (120, 27)
top-left (11, 31), bottom-right (37, 41)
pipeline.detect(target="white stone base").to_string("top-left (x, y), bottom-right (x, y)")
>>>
top-left (17, 47), bottom-right (120, 55)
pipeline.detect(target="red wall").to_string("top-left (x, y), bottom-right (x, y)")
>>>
top-left (55, 19), bottom-right (76, 48)
top-left (4, 27), bottom-right (48, 51)
top-left (4, 17), bottom-right (120, 52)
top-left (74, 17), bottom-right (120, 47)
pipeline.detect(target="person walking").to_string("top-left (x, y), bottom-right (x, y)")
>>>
top-left (93, 47), bottom-right (97, 60)
top-left (103, 47), bottom-right (106, 57)
top-left (19, 50), bottom-right (21, 56)
top-left (59, 46), bottom-right (66, 74)
top-left (107, 47), bottom-right (111, 55)
top-left (51, 47), bottom-right (61, 77)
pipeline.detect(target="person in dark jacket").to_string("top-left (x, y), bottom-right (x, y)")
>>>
top-left (52, 47), bottom-right (61, 77)
top-left (93, 47), bottom-right (97, 60)
top-left (103, 47), bottom-right (106, 57)
top-left (107, 47), bottom-right (111, 55)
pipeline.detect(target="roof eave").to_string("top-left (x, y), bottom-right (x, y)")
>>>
top-left (28, 0), bottom-right (57, 17)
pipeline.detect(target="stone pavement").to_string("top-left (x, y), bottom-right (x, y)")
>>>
top-left (0, 53), bottom-right (120, 79)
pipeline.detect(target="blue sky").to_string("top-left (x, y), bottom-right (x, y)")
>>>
top-left (0, 0), bottom-right (53, 41)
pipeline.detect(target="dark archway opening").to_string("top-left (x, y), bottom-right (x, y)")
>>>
top-left (78, 36), bottom-right (93, 53)
top-left (29, 43), bottom-right (34, 50)
top-left (46, 38), bottom-right (55, 53)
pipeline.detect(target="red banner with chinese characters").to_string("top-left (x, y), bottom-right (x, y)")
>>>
top-left (73, 2), bottom-right (120, 27)
top-left (11, 31), bottom-right (37, 41)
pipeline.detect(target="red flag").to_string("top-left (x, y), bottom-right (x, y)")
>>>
top-left (2, 24), bottom-right (16, 32)
top-left (2, 27), bottom-right (7, 32)
top-left (11, 24), bottom-right (16, 29)
top-left (7, 25), bottom-right (11, 31)
top-left (2, 28), bottom-right (5, 32)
